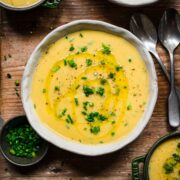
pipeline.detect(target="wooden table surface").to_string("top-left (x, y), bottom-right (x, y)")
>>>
top-left (0, 0), bottom-right (180, 179)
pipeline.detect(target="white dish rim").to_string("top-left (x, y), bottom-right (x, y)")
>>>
top-left (108, 0), bottom-right (158, 6)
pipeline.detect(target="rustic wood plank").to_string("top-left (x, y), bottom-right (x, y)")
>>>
top-left (0, 0), bottom-right (180, 179)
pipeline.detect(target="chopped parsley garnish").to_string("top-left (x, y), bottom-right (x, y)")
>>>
top-left (83, 101), bottom-right (94, 111)
top-left (96, 87), bottom-right (105, 96)
top-left (116, 66), bottom-right (123, 71)
top-left (67, 60), bottom-right (77, 68)
top-left (108, 72), bottom-right (115, 79)
top-left (15, 80), bottom-right (20, 86)
top-left (64, 59), bottom-right (67, 66)
top-left (83, 85), bottom-right (94, 97)
top-left (163, 163), bottom-right (173, 174)
top-left (51, 65), bottom-right (60, 72)
top-left (100, 60), bottom-right (105, 65)
top-left (75, 84), bottom-right (80, 89)
top-left (177, 143), bottom-right (180, 149)
top-left (69, 45), bottom-right (75, 51)
top-left (80, 33), bottom-right (83, 38)
top-left (102, 43), bottom-right (111, 55)
top-left (128, 58), bottom-right (132, 62)
top-left (98, 114), bottom-right (107, 121)
top-left (172, 153), bottom-right (180, 162)
top-left (66, 114), bottom-right (74, 124)
top-left (59, 108), bottom-right (67, 117)
top-left (85, 112), bottom-right (107, 122)
top-left (74, 98), bottom-right (79, 106)
top-left (100, 79), bottom-right (107, 85)
top-left (90, 126), bottom-right (100, 135)
top-left (54, 86), bottom-right (60, 91)
top-left (111, 132), bottom-right (115, 136)
top-left (86, 112), bottom-right (99, 122)
top-left (81, 77), bottom-right (87, 80)
top-left (42, 89), bottom-right (46, 93)
top-left (127, 104), bottom-right (132, 110)
top-left (86, 59), bottom-right (92, 66)
top-left (81, 46), bottom-right (87, 52)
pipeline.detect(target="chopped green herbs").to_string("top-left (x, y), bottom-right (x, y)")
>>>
top-left (67, 60), bottom-right (77, 68)
top-left (127, 104), bottom-right (132, 110)
top-left (42, 88), bottom-right (46, 93)
top-left (83, 85), bottom-right (94, 97)
top-left (75, 84), bottom-right (80, 89)
top-left (59, 108), bottom-right (67, 117)
top-left (116, 66), bottom-right (123, 71)
top-left (74, 98), bottom-right (79, 106)
top-left (81, 77), bottom-right (87, 80)
top-left (163, 163), bottom-right (173, 174)
top-left (100, 60), bottom-right (105, 65)
top-left (79, 33), bottom-right (83, 38)
top-left (15, 80), bottom-right (20, 86)
top-left (85, 112), bottom-right (107, 122)
top-left (96, 87), bottom-right (105, 96)
top-left (128, 58), bottom-right (132, 63)
top-left (83, 101), bottom-right (94, 111)
top-left (90, 126), bottom-right (100, 135)
top-left (69, 45), bottom-right (75, 51)
top-left (66, 114), bottom-right (74, 124)
top-left (64, 59), bottom-right (67, 66)
top-left (108, 72), bottom-right (115, 79)
top-left (102, 43), bottom-right (111, 55)
top-left (54, 86), bottom-right (60, 91)
top-left (177, 143), bottom-right (180, 149)
top-left (100, 79), bottom-right (107, 85)
top-left (163, 143), bottom-right (180, 175)
top-left (86, 59), bottom-right (92, 66)
top-left (6, 124), bottom-right (42, 158)
top-left (111, 132), bottom-right (115, 136)
top-left (81, 46), bottom-right (87, 52)
top-left (51, 65), bottom-right (60, 72)
top-left (98, 114), bottom-right (107, 121)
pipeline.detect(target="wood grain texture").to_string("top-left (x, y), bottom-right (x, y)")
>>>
top-left (0, 0), bottom-right (180, 179)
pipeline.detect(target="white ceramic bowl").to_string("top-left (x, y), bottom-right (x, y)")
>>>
top-left (108, 0), bottom-right (158, 6)
top-left (22, 20), bottom-right (158, 156)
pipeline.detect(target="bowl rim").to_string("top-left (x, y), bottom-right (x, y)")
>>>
top-left (144, 131), bottom-right (180, 179)
top-left (22, 19), bottom-right (158, 156)
top-left (108, 0), bottom-right (158, 7)
top-left (0, 0), bottom-right (45, 11)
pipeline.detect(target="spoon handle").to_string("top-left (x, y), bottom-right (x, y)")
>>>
top-left (152, 51), bottom-right (170, 81)
top-left (152, 51), bottom-right (180, 101)
top-left (168, 51), bottom-right (180, 127)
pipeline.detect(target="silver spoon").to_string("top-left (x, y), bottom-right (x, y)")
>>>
top-left (130, 12), bottom-right (180, 127)
top-left (158, 9), bottom-right (180, 128)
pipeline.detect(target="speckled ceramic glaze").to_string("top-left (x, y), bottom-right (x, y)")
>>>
top-left (22, 20), bottom-right (158, 156)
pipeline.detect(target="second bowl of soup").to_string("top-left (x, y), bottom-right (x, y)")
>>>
top-left (22, 20), bottom-right (158, 156)
top-left (132, 131), bottom-right (180, 180)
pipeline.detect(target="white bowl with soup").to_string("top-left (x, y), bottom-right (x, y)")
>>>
top-left (22, 20), bottom-right (158, 156)
top-left (0, 0), bottom-right (61, 11)
top-left (108, 0), bottom-right (158, 6)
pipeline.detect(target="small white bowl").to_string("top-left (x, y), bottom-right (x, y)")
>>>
top-left (22, 20), bottom-right (158, 156)
top-left (108, 0), bottom-right (158, 6)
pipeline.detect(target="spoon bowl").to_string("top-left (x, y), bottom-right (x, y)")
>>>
top-left (158, 9), bottom-right (180, 52)
top-left (0, 116), bottom-right (48, 166)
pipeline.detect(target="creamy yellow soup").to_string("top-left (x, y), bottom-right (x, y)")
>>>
top-left (1, 0), bottom-right (39, 7)
top-left (31, 30), bottom-right (149, 144)
top-left (149, 138), bottom-right (180, 180)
